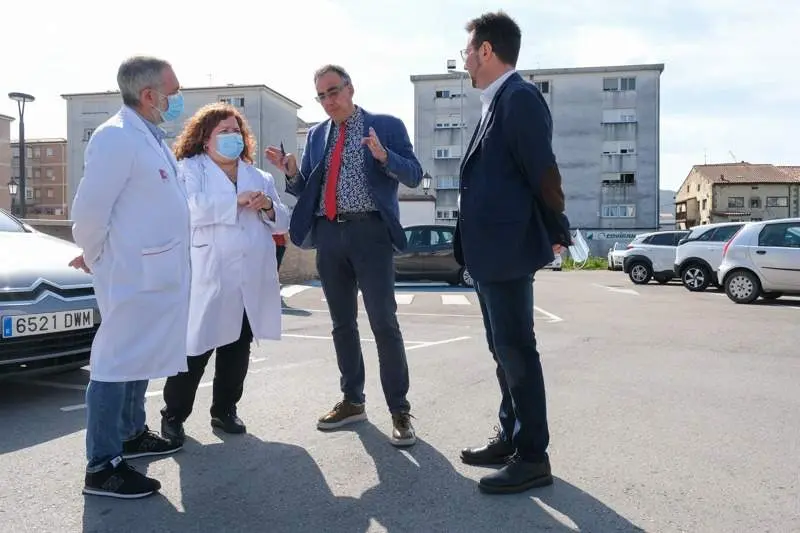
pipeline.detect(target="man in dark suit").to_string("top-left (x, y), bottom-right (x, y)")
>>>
top-left (455, 11), bottom-right (568, 494)
top-left (265, 65), bottom-right (422, 447)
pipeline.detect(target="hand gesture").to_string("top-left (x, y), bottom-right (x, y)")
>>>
top-left (237, 191), bottom-right (260, 207)
top-left (68, 255), bottom-right (91, 273)
top-left (362, 127), bottom-right (388, 164)
top-left (552, 244), bottom-right (563, 255)
top-left (265, 146), bottom-right (298, 177)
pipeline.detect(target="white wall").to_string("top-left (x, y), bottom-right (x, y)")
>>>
top-left (399, 200), bottom-right (435, 227)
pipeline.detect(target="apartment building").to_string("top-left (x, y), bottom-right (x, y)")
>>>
top-left (296, 117), bottom-right (320, 164)
top-left (8, 138), bottom-right (69, 219)
top-left (674, 163), bottom-right (800, 229)
top-left (409, 63), bottom-right (664, 255)
top-left (0, 114), bottom-right (13, 212)
top-left (62, 84), bottom-right (302, 211)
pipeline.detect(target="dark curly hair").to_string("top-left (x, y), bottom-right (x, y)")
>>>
top-left (172, 102), bottom-right (257, 163)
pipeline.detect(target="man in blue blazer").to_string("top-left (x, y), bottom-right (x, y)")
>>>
top-left (265, 65), bottom-right (422, 447)
top-left (455, 12), bottom-right (569, 494)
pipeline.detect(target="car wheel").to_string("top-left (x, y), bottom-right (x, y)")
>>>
top-left (460, 267), bottom-right (474, 288)
top-left (681, 263), bottom-right (711, 292)
top-left (724, 269), bottom-right (761, 304)
top-left (761, 292), bottom-right (783, 300)
top-left (628, 262), bottom-right (652, 284)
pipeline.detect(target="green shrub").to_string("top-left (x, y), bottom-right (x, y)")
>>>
top-left (561, 256), bottom-right (609, 271)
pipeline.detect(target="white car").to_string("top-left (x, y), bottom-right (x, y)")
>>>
top-left (607, 242), bottom-right (626, 270)
top-left (718, 218), bottom-right (800, 304)
top-left (674, 222), bottom-right (745, 292)
top-left (622, 230), bottom-right (690, 284)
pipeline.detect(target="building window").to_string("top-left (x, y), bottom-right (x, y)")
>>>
top-left (750, 197), bottom-right (761, 209)
top-left (435, 176), bottom-right (460, 189)
top-left (728, 197), bottom-right (745, 208)
top-left (33, 148), bottom-right (41, 158)
top-left (436, 209), bottom-right (459, 220)
top-left (601, 173), bottom-right (635, 185)
top-left (534, 81), bottom-right (550, 94)
top-left (435, 89), bottom-right (451, 98)
top-left (27, 188), bottom-right (34, 200)
top-left (601, 204), bottom-right (636, 218)
top-left (219, 96), bottom-right (245, 107)
top-left (46, 189), bottom-right (54, 198)
top-left (603, 77), bottom-right (636, 91)
top-left (702, 199), bottom-right (707, 210)
top-left (46, 168), bottom-right (54, 179)
top-left (433, 146), bottom-right (461, 159)
top-left (46, 148), bottom-right (54, 157)
top-left (434, 114), bottom-right (464, 129)
top-left (766, 196), bottom-right (789, 208)
top-left (602, 141), bottom-right (636, 155)
top-left (26, 148), bottom-right (32, 158)
top-left (34, 169), bottom-right (41, 178)
top-left (83, 128), bottom-right (95, 142)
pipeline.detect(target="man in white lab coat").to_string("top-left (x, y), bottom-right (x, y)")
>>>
top-left (70, 56), bottom-right (190, 500)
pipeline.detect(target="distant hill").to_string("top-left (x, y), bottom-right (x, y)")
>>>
top-left (660, 189), bottom-right (676, 214)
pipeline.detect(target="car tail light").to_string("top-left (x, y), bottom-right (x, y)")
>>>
top-left (722, 228), bottom-right (743, 257)
top-left (626, 244), bottom-right (634, 249)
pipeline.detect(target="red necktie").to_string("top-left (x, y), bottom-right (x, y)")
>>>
top-left (324, 121), bottom-right (347, 220)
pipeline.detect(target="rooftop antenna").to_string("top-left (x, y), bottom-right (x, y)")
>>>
top-left (728, 150), bottom-right (737, 162)
top-left (207, 74), bottom-right (213, 86)
top-left (704, 148), bottom-right (707, 164)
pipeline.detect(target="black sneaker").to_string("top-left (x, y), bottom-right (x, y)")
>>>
top-left (210, 411), bottom-right (246, 434)
top-left (122, 425), bottom-right (182, 459)
top-left (83, 456), bottom-right (161, 499)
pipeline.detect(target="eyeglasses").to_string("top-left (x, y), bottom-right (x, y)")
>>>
top-left (460, 48), bottom-right (469, 61)
top-left (315, 83), bottom-right (347, 103)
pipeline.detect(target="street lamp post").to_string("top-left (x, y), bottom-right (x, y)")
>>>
top-left (422, 172), bottom-right (432, 195)
top-left (7, 178), bottom-right (18, 215)
top-left (8, 92), bottom-right (35, 219)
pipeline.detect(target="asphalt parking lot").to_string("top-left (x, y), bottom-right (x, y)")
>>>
top-left (1, 271), bottom-right (798, 532)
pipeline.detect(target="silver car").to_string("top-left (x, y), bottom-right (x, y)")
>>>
top-left (0, 209), bottom-right (100, 378)
top-left (718, 218), bottom-right (800, 304)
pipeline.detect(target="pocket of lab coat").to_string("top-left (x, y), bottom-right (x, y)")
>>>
top-left (141, 240), bottom-right (182, 292)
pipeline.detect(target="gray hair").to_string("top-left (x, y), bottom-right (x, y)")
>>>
top-left (313, 64), bottom-right (352, 85)
top-left (117, 56), bottom-right (171, 107)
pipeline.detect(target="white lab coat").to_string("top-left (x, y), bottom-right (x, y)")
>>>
top-left (71, 106), bottom-right (191, 382)
top-left (182, 154), bottom-right (290, 357)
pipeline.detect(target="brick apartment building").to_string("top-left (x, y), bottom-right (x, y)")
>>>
top-left (10, 138), bottom-right (69, 219)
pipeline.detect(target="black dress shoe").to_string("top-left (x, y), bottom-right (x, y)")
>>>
top-left (461, 428), bottom-right (514, 466)
top-left (478, 453), bottom-right (553, 494)
top-left (160, 415), bottom-right (186, 445)
top-left (211, 412), bottom-right (246, 434)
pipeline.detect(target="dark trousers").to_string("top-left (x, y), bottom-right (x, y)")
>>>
top-left (314, 215), bottom-right (410, 414)
top-left (475, 274), bottom-right (549, 462)
top-left (162, 313), bottom-right (253, 421)
top-left (276, 245), bottom-right (286, 271)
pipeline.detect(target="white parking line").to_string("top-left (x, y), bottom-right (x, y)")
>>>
top-left (441, 294), bottom-right (471, 305)
top-left (282, 333), bottom-right (428, 347)
top-left (395, 294), bottom-right (415, 305)
top-left (405, 336), bottom-right (471, 351)
top-left (59, 381), bottom-right (214, 412)
top-left (534, 307), bottom-right (564, 323)
top-left (280, 285), bottom-right (313, 298)
top-left (20, 380), bottom-right (88, 392)
top-left (592, 283), bottom-right (640, 296)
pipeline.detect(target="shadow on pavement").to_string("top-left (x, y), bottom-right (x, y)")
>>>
top-left (0, 368), bottom-right (89, 455)
top-left (81, 426), bottom-right (644, 533)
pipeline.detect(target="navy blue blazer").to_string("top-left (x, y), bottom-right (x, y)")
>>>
top-left (285, 108), bottom-right (422, 251)
top-left (454, 72), bottom-right (571, 283)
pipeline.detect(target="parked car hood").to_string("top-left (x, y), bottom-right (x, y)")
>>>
top-left (0, 232), bottom-right (93, 289)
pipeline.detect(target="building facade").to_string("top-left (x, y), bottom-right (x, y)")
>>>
top-left (409, 63), bottom-right (664, 255)
top-left (9, 138), bottom-right (68, 219)
top-left (62, 84), bottom-right (301, 211)
top-left (0, 114), bottom-right (13, 213)
top-left (675, 163), bottom-right (800, 229)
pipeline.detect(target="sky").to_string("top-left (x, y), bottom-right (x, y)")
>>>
top-left (1, 0), bottom-right (798, 191)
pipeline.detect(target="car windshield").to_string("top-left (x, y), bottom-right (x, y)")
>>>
top-left (0, 210), bottom-right (25, 233)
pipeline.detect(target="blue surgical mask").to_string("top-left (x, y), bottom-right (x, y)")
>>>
top-left (215, 132), bottom-right (244, 160)
top-left (155, 91), bottom-right (184, 123)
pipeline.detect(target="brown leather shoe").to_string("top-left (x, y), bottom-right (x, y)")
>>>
top-left (460, 427), bottom-right (514, 466)
top-left (317, 400), bottom-right (367, 430)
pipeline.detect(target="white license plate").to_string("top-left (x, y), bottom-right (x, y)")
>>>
top-left (1, 309), bottom-right (94, 339)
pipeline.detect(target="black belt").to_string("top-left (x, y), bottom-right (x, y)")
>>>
top-left (318, 211), bottom-right (380, 223)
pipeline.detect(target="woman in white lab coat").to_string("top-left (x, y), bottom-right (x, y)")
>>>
top-left (159, 102), bottom-right (289, 443)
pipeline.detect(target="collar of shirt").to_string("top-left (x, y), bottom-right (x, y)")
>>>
top-left (128, 105), bottom-right (166, 142)
top-left (480, 69), bottom-right (516, 118)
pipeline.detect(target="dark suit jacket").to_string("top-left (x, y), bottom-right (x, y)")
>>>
top-left (454, 72), bottom-right (571, 283)
top-left (285, 108), bottom-right (422, 251)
